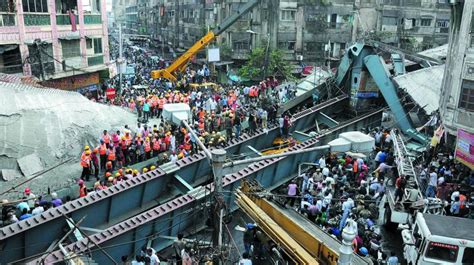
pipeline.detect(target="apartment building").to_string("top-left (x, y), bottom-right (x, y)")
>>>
top-left (0, 0), bottom-right (110, 92)
top-left (123, 0), bottom-right (450, 65)
top-left (439, 0), bottom-right (473, 136)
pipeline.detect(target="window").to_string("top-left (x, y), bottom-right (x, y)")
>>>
top-left (281, 10), bottom-right (296, 21)
top-left (421, 18), bottom-right (432, 27)
top-left (0, 0), bottom-right (15, 12)
top-left (61, 39), bottom-right (81, 58)
top-left (462, 247), bottom-right (474, 263)
top-left (232, 41), bottom-right (249, 50)
top-left (459, 79), bottom-right (474, 111)
top-left (425, 242), bottom-right (458, 262)
top-left (93, 38), bottom-right (102, 54)
top-left (278, 41), bottom-right (295, 50)
top-left (22, 0), bottom-right (48, 12)
top-left (382, 16), bottom-right (397, 26)
top-left (86, 39), bottom-right (92, 49)
top-left (436, 20), bottom-right (449, 28)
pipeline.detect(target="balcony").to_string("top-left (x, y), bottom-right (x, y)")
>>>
top-left (87, 55), bottom-right (104, 66)
top-left (84, 14), bottom-right (102, 25)
top-left (0, 13), bottom-right (16, 27)
top-left (56, 14), bottom-right (79, 25)
top-left (24, 14), bottom-right (50, 26)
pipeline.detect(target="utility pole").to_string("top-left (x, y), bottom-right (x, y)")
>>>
top-left (211, 149), bottom-right (226, 248)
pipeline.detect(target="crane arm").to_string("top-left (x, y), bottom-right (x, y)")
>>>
top-left (151, 0), bottom-right (261, 81)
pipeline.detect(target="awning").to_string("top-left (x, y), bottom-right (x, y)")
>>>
top-left (0, 44), bottom-right (18, 54)
top-left (59, 35), bottom-right (81, 40)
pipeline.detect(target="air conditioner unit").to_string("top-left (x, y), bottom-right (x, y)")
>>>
top-left (296, 55), bottom-right (303, 61)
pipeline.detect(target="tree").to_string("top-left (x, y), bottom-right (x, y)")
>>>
top-left (238, 47), bottom-right (294, 81)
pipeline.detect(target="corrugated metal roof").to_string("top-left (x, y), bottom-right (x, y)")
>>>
top-left (393, 65), bottom-right (445, 114)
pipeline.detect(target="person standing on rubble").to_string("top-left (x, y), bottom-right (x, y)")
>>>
top-left (80, 146), bottom-right (92, 181)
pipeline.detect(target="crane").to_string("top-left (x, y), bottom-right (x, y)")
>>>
top-left (151, 0), bottom-right (261, 81)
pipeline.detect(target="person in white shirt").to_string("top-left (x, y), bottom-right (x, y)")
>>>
top-left (318, 156), bottom-right (326, 169)
top-left (170, 152), bottom-right (178, 163)
top-left (147, 248), bottom-right (160, 265)
top-left (322, 167), bottom-right (330, 177)
top-left (31, 202), bottom-right (44, 215)
top-left (239, 252), bottom-right (252, 265)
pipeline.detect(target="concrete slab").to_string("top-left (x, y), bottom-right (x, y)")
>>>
top-left (17, 153), bottom-right (43, 177)
top-left (1, 169), bottom-right (23, 181)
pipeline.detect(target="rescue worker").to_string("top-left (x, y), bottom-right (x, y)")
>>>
top-left (78, 179), bottom-right (87, 198)
top-left (98, 139), bottom-right (108, 170)
top-left (80, 148), bottom-right (92, 181)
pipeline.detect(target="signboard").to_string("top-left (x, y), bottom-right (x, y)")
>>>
top-left (41, 72), bottom-right (99, 90)
top-left (208, 48), bottom-right (220, 62)
top-left (105, 87), bottom-right (116, 100)
top-left (455, 129), bottom-right (474, 169)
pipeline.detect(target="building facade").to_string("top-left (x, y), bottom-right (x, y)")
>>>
top-left (439, 0), bottom-right (473, 136)
top-left (0, 0), bottom-right (110, 92)
top-left (119, 0), bottom-right (451, 65)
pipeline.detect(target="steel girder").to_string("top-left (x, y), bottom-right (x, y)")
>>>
top-left (25, 108), bottom-right (383, 265)
top-left (0, 96), bottom-right (348, 264)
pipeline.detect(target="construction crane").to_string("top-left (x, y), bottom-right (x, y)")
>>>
top-left (151, 0), bottom-right (261, 81)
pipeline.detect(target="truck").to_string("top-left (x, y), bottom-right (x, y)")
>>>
top-left (402, 212), bottom-right (474, 265)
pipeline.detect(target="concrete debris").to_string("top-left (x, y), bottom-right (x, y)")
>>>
top-left (17, 153), bottom-right (43, 177)
top-left (1, 169), bottom-right (23, 181)
top-left (393, 65), bottom-right (445, 115)
top-left (0, 80), bottom-right (138, 199)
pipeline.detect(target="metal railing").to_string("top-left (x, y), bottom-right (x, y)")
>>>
top-left (87, 55), bottom-right (104, 66)
top-left (0, 13), bottom-right (15, 26)
top-left (24, 13), bottom-right (50, 26)
top-left (84, 14), bottom-right (101, 24)
top-left (56, 14), bottom-right (78, 25)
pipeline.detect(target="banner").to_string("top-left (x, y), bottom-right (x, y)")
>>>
top-left (455, 129), bottom-right (474, 169)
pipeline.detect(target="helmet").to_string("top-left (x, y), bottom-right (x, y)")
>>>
top-left (118, 169), bottom-right (123, 174)
top-left (106, 172), bottom-right (112, 177)
top-left (93, 148), bottom-right (99, 154)
top-left (24, 187), bottom-right (31, 194)
top-left (78, 179), bottom-right (84, 185)
top-left (115, 172), bottom-right (121, 177)
top-left (85, 150), bottom-right (91, 155)
top-left (133, 169), bottom-right (139, 175)
top-left (142, 168), bottom-right (148, 173)
top-left (150, 165), bottom-right (156, 170)
top-left (359, 247), bottom-right (368, 256)
top-left (84, 145), bottom-right (90, 150)
top-left (51, 192), bottom-right (58, 199)
top-left (108, 177), bottom-right (114, 182)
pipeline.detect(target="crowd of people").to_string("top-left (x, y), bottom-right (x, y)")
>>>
top-left (267, 128), bottom-right (474, 264)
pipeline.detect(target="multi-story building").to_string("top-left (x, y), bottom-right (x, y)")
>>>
top-left (439, 0), bottom-right (473, 136)
top-left (0, 0), bottom-right (110, 93)
top-left (376, 0), bottom-right (451, 52)
top-left (133, 0), bottom-right (450, 65)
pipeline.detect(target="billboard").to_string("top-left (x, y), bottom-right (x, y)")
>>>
top-left (455, 129), bottom-right (474, 169)
top-left (208, 48), bottom-right (220, 62)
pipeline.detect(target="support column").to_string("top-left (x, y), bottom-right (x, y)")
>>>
top-left (16, 0), bottom-right (31, 76)
top-left (77, 0), bottom-right (87, 67)
top-left (49, 0), bottom-right (63, 73)
top-left (101, 0), bottom-right (110, 63)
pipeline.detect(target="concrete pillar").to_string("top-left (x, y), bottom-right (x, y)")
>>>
top-left (101, 0), bottom-right (110, 63)
top-left (49, 0), bottom-right (63, 73)
top-left (16, 0), bottom-right (32, 76)
top-left (77, 0), bottom-right (88, 67)
top-left (338, 218), bottom-right (357, 265)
